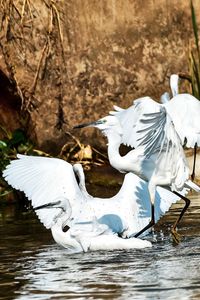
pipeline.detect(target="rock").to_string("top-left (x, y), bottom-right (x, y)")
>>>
top-left (0, 1), bottom-right (199, 153)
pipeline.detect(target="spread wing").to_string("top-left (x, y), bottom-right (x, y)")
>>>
top-left (134, 100), bottom-right (189, 190)
top-left (109, 96), bottom-right (153, 148)
top-left (110, 96), bottom-right (169, 152)
top-left (135, 103), bottom-right (167, 156)
top-left (115, 172), bottom-right (189, 236)
top-left (3, 155), bottom-right (83, 229)
top-left (164, 94), bottom-right (200, 147)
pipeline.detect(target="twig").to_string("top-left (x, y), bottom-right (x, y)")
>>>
top-left (29, 39), bottom-right (49, 94)
top-left (21, 0), bottom-right (27, 24)
top-left (51, 2), bottom-right (63, 44)
top-left (12, 2), bottom-right (22, 18)
top-left (51, 1), bottom-right (65, 58)
top-left (64, 131), bottom-right (83, 150)
top-left (178, 72), bottom-right (192, 83)
top-left (26, 0), bottom-right (34, 21)
top-left (92, 147), bottom-right (109, 160)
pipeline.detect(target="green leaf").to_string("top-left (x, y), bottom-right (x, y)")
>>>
top-left (0, 140), bottom-right (7, 149)
top-left (191, 50), bottom-right (200, 99)
top-left (0, 125), bottom-right (12, 139)
top-left (8, 129), bottom-right (27, 147)
top-left (0, 190), bottom-right (13, 197)
top-left (191, 0), bottom-right (200, 57)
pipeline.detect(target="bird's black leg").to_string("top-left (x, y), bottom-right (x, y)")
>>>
top-left (191, 143), bottom-right (197, 181)
top-left (171, 191), bottom-right (190, 243)
top-left (135, 204), bottom-right (155, 238)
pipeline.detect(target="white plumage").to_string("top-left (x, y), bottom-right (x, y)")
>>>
top-left (160, 74), bottom-right (200, 148)
top-left (161, 74), bottom-right (200, 180)
top-left (160, 74), bottom-right (179, 103)
top-left (164, 93), bottom-right (200, 148)
top-left (3, 154), bottom-right (185, 253)
top-left (78, 97), bottom-right (196, 192)
top-left (170, 74), bottom-right (179, 97)
top-left (75, 96), bottom-right (200, 237)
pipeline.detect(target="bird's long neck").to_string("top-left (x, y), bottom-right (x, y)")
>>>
top-left (105, 131), bottom-right (123, 169)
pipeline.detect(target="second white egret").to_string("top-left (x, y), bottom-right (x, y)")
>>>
top-left (3, 154), bottom-right (188, 252)
top-left (75, 97), bottom-right (200, 241)
top-left (161, 74), bottom-right (200, 180)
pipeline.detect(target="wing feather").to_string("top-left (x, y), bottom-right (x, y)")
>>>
top-left (164, 94), bottom-right (200, 147)
top-left (117, 172), bottom-right (189, 236)
top-left (109, 96), bottom-right (153, 148)
top-left (3, 155), bottom-right (82, 228)
top-left (136, 106), bottom-right (166, 157)
top-left (134, 101), bottom-right (189, 190)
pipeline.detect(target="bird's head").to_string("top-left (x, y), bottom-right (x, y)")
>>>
top-left (74, 115), bottom-right (123, 137)
top-left (34, 197), bottom-right (72, 230)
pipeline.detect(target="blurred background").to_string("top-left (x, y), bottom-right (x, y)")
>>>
top-left (1, 0), bottom-right (199, 154)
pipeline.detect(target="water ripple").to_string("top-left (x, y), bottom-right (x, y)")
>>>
top-left (1, 194), bottom-right (200, 299)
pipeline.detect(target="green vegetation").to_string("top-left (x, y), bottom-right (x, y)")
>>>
top-left (0, 126), bottom-right (108, 202)
top-left (0, 126), bottom-right (34, 200)
top-left (0, 126), bottom-right (33, 172)
top-left (189, 0), bottom-right (200, 100)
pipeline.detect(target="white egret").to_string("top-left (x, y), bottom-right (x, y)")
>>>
top-left (3, 154), bottom-right (186, 253)
top-left (160, 74), bottom-right (179, 103)
top-left (75, 97), bottom-right (200, 241)
top-left (161, 74), bottom-right (200, 180)
top-left (170, 74), bottom-right (179, 97)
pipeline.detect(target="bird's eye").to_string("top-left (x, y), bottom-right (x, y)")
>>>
top-left (102, 119), bottom-right (107, 123)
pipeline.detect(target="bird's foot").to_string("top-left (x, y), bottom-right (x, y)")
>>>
top-left (171, 227), bottom-right (181, 244)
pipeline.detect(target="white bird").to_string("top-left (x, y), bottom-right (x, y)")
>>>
top-left (170, 74), bottom-right (179, 97)
top-left (160, 74), bottom-right (179, 103)
top-left (161, 74), bottom-right (200, 180)
top-left (75, 97), bottom-right (200, 241)
top-left (3, 154), bottom-right (186, 253)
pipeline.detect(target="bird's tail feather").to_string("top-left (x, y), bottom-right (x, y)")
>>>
top-left (185, 180), bottom-right (200, 192)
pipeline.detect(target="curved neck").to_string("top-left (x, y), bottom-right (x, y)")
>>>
top-left (51, 223), bottom-right (83, 252)
top-left (105, 131), bottom-right (123, 167)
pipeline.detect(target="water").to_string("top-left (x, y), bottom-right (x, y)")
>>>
top-left (1, 192), bottom-right (200, 300)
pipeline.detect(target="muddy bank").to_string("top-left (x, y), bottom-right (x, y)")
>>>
top-left (0, 1), bottom-right (199, 152)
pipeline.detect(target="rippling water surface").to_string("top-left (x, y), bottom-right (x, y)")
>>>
top-left (1, 192), bottom-right (200, 300)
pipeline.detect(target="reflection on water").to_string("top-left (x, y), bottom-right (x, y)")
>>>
top-left (1, 192), bottom-right (200, 300)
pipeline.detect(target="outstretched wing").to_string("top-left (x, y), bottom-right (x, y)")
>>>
top-left (110, 96), bottom-right (153, 148)
top-left (135, 103), bottom-right (167, 156)
top-left (117, 172), bottom-right (189, 236)
top-left (3, 155), bottom-right (83, 229)
top-left (134, 99), bottom-right (189, 190)
top-left (164, 94), bottom-right (200, 147)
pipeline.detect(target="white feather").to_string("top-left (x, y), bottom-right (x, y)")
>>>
top-left (164, 93), bottom-right (200, 148)
top-left (2, 155), bottom-right (187, 252)
top-left (3, 154), bottom-right (82, 229)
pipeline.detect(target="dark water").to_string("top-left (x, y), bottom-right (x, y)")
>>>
top-left (1, 192), bottom-right (200, 300)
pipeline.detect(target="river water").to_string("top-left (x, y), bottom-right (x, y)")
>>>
top-left (1, 190), bottom-right (200, 300)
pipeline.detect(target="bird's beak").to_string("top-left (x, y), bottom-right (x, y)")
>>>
top-left (73, 120), bottom-right (102, 129)
top-left (34, 200), bottom-right (62, 210)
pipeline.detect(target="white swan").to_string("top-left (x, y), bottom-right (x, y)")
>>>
top-left (3, 154), bottom-right (185, 253)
